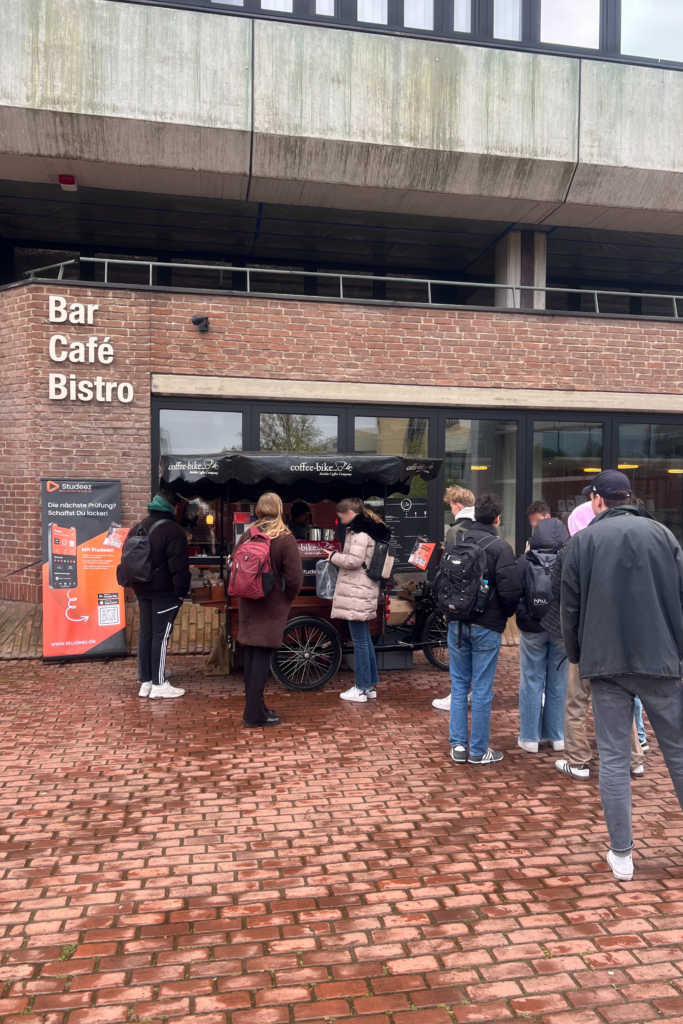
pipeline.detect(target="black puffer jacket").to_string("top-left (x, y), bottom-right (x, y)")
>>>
top-left (130, 511), bottom-right (191, 601)
top-left (516, 518), bottom-right (569, 634)
top-left (452, 521), bottom-right (522, 634)
top-left (561, 505), bottom-right (683, 678)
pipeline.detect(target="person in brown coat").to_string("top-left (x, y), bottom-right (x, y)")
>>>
top-left (236, 493), bottom-right (303, 726)
top-left (325, 497), bottom-right (391, 705)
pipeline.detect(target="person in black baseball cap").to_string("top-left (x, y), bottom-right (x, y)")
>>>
top-left (581, 469), bottom-right (633, 502)
top-left (561, 466), bottom-right (683, 882)
top-left (288, 501), bottom-right (312, 540)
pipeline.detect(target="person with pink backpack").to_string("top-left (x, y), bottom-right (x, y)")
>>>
top-left (229, 492), bottom-right (303, 726)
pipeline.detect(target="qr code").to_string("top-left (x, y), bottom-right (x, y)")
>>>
top-left (98, 605), bottom-right (120, 627)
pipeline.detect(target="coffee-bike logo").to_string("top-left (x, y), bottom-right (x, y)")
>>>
top-left (290, 460), bottom-right (353, 475)
top-left (46, 295), bottom-right (135, 404)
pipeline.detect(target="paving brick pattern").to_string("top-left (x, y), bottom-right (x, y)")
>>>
top-left (2, 650), bottom-right (683, 1024)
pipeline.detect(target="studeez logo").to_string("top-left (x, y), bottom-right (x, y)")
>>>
top-left (290, 460), bottom-right (353, 475)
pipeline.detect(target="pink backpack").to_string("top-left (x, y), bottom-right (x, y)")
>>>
top-left (228, 527), bottom-right (275, 600)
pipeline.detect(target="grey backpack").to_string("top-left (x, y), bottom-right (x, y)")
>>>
top-left (117, 520), bottom-right (165, 584)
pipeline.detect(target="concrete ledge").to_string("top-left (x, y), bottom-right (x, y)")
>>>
top-left (151, 373), bottom-right (683, 413)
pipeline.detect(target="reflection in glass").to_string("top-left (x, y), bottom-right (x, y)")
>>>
top-left (494, 0), bottom-right (522, 40)
top-left (619, 423), bottom-right (683, 542)
top-left (404, 0), bottom-right (433, 30)
top-left (159, 409), bottom-right (242, 455)
top-left (533, 421), bottom-right (602, 519)
top-left (260, 413), bottom-right (338, 453)
top-left (445, 419), bottom-right (517, 548)
top-left (316, 0), bottom-right (335, 13)
top-left (356, 417), bottom-right (429, 498)
top-left (357, 0), bottom-right (387, 22)
top-left (541, 0), bottom-right (600, 49)
top-left (261, 0), bottom-right (293, 8)
top-left (454, 0), bottom-right (471, 32)
top-left (621, 0), bottom-right (683, 64)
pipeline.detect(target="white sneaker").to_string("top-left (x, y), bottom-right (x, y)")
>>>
top-left (340, 686), bottom-right (368, 703)
top-left (432, 694), bottom-right (451, 711)
top-left (552, 740), bottom-right (565, 752)
top-left (631, 764), bottom-right (645, 778)
top-left (149, 682), bottom-right (185, 699)
top-left (366, 689), bottom-right (377, 699)
top-left (518, 739), bottom-right (539, 753)
top-left (138, 681), bottom-right (153, 697)
top-left (607, 849), bottom-right (633, 881)
top-left (555, 759), bottom-right (590, 780)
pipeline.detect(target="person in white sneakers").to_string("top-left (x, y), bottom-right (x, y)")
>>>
top-left (131, 492), bottom-right (191, 699)
top-left (433, 486), bottom-right (476, 712)
top-left (326, 497), bottom-right (391, 703)
top-left (561, 469), bottom-right (683, 881)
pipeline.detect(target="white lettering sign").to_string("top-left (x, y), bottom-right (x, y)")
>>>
top-left (47, 298), bottom-right (134, 404)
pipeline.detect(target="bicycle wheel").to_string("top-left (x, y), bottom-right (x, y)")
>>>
top-left (270, 615), bottom-right (343, 691)
top-left (421, 610), bottom-right (450, 671)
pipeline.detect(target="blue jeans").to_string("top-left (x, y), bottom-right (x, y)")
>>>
top-left (519, 630), bottom-right (569, 743)
top-left (634, 697), bottom-right (647, 746)
top-left (348, 620), bottom-right (379, 691)
top-left (448, 622), bottom-right (502, 757)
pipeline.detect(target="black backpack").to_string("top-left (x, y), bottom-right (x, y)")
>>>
top-left (117, 520), bottom-right (165, 585)
top-left (435, 532), bottom-right (499, 620)
top-left (365, 538), bottom-right (397, 581)
top-left (524, 549), bottom-right (557, 619)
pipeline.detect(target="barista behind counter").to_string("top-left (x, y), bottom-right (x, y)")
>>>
top-left (288, 501), bottom-right (312, 540)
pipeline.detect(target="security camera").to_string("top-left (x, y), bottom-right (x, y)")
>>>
top-left (191, 315), bottom-right (210, 332)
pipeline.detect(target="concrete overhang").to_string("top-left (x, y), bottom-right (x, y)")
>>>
top-left (3, 0), bottom-right (683, 233)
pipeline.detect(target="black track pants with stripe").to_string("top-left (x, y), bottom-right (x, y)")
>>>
top-left (137, 598), bottom-right (182, 685)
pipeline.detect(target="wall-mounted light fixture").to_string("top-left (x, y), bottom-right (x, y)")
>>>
top-left (191, 315), bottom-right (210, 332)
top-left (58, 174), bottom-right (77, 192)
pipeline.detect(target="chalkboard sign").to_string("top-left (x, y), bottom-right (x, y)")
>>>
top-left (385, 497), bottom-right (430, 573)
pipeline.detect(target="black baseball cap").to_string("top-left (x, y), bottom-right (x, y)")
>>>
top-left (291, 501), bottom-right (311, 518)
top-left (581, 470), bottom-right (632, 499)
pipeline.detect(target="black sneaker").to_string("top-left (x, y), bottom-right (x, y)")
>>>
top-left (468, 748), bottom-right (504, 765)
top-left (450, 745), bottom-right (467, 764)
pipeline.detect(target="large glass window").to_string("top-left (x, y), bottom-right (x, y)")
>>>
top-left (159, 409), bottom-right (242, 455)
top-left (619, 423), bottom-right (683, 542)
top-left (355, 416), bottom-right (428, 456)
top-left (357, 0), bottom-right (387, 23)
top-left (445, 419), bottom-right (517, 548)
top-left (260, 413), bottom-right (338, 453)
top-left (494, 0), bottom-right (522, 41)
top-left (533, 421), bottom-right (603, 519)
top-left (621, 0), bottom-right (683, 64)
top-left (541, 0), bottom-right (600, 49)
top-left (453, 0), bottom-right (471, 32)
top-left (261, 0), bottom-right (293, 9)
top-left (404, 0), bottom-right (433, 30)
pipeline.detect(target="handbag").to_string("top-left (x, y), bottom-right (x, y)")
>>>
top-left (315, 558), bottom-right (339, 600)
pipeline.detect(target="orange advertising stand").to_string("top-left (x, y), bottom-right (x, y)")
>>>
top-left (41, 478), bottom-right (127, 661)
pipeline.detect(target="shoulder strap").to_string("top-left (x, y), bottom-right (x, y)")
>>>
top-left (477, 535), bottom-right (500, 551)
top-left (147, 519), bottom-right (166, 537)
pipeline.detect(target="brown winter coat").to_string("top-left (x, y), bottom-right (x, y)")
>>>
top-left (237, 529), bottom-right (303, 648)
top-left (330, 514), bottom-right (391, 622)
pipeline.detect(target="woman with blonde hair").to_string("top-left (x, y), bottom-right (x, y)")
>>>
top-left (235, 492), bottom-right (303, 726)
top-left (325, 497), bottom-right (391, 704)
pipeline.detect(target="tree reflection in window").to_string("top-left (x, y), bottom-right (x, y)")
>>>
top-left (259, 413), bottom-right (338, 453)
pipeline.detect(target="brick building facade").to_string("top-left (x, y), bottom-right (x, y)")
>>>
top-left (3, 277), bottom-right (683, 604)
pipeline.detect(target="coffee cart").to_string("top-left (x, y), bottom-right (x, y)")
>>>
top-left (159, 451), bottom-right (447, 691)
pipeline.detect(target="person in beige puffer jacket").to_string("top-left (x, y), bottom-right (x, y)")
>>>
top-left (325, 497), bottom-right (392, 704)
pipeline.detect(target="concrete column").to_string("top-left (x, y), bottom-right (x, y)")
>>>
top-left (495, 230), bottom-right (546, 309)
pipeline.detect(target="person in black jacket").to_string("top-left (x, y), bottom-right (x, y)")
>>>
top-left (561, 469), bottom-right (683, 881)
top-left (515, 517), bottom-right (569, 754)
top-left (133, 492), bottom-right (191, 699)
top-left (448, 493), bottom-right (522, 766)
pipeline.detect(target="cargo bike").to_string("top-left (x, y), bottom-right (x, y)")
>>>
top-left (160, 451), bottom-right (449, 692)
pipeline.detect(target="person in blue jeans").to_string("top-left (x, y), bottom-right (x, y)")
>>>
top-left (634, 697), bottom-right (649, 750)
top-left (447, 494), bottom-right (522, 765)
top-left (515, 517), bottom-right (570, 753)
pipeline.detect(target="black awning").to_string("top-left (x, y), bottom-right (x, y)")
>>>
top-left (160, 452), bottom-right (442, 502)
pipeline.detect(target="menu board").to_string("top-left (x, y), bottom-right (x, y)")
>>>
top-left (384, 497), bottom-right (430, 573)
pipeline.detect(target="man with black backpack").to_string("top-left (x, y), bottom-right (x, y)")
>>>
top-left (122, 492), bottom-right (191, 699)
top-left (439, 493), bottom-right (522, 765)
top-left (515, 517), bottom-right (569, 754)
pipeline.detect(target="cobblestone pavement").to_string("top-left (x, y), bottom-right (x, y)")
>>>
top-left (2, 650), bottom-right (683, 1024)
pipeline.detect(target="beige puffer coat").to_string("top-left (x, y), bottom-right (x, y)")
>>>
top-left (330, 513), bottom-right (391, 622)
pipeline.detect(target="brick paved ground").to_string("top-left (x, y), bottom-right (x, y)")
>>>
top-left (2, 650), bottom-right (683, 1024)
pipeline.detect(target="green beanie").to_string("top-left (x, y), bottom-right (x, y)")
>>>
top-left (148, 495), bottom-right (175, 514)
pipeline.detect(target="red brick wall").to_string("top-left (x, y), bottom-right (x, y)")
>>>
top-left (2, 280), bottom-right (681, 603)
